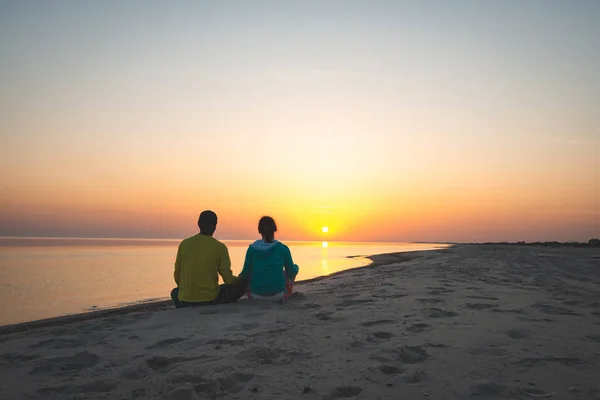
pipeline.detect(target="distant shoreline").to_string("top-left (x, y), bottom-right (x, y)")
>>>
top-left (474, 240), bottom-right (600, 248)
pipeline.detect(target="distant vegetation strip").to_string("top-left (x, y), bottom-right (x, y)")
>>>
top-left (476, 239), bottom-right (600, 248)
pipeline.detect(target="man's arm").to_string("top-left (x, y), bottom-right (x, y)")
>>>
top-left (238, 247), bottom-right (253, 281)
top-left (174, 244), bottom-right (182, 286)
top-left (218, 246), bottom-right (236, 284)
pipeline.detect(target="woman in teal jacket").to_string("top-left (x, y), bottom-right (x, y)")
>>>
top-left (239, 216), bottom-right (299, 302)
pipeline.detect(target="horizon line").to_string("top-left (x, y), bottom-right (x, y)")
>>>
top-left (0, 236), bottom-right (448, 244)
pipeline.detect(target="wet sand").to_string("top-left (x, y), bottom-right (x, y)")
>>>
top-left (0, 245), bottom-right (599, 399)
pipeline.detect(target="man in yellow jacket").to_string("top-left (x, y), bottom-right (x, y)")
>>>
top-left (170, 210), bottom-right (245, 307)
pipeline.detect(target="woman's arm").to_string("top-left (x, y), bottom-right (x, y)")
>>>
top-left (283, 245), bottom-right (299, 279)
top-left (238, 247), bottom-right (254, 281)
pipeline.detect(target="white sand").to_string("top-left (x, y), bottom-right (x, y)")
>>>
top-left (0, 245), bottom-right (599, 399)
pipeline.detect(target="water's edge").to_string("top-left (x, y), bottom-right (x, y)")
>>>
top-left (0, 248), bottom-right (449, 334)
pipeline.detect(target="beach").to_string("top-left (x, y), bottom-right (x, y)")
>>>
top-left (1, 245), bottom-right (599, 399)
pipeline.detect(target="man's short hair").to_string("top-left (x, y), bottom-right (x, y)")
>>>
top-left (198, 210), bottom-right (218, 235)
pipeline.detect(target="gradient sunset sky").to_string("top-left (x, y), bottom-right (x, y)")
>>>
top-left (1, 1), bottom-right (598, 242)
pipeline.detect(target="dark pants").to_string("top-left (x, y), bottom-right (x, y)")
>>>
top-left (171, 280), bottom-right (247, 308)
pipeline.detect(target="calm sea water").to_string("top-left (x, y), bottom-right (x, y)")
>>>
top-left (0, 237), bottom-right (447, 325)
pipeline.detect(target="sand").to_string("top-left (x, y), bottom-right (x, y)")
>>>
top-left (0, 245), bottom-right (599, 399)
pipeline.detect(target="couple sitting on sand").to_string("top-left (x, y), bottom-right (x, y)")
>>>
top-left (170, 210), bottom-right (299, 307)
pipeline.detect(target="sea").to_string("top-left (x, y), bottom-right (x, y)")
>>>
top-left (0, 237), bottom-right (448, 326)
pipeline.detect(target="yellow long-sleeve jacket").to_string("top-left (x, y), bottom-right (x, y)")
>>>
top-left (174, 234), bottom-right (236, 302)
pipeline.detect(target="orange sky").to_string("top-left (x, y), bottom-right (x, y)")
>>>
top-left (0, 2), bottom-right (598, 242)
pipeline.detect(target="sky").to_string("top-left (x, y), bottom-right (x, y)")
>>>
top-left (0, 0), bottom-right (598, 242)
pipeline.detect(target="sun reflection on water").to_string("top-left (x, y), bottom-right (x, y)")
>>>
top-left (321, 241), bottom-right (329, 273)
top-left (321, 258), bottom-right (329, 274)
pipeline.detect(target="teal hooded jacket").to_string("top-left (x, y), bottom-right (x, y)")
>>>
top-left (239, 240), bottom-right (299, 295)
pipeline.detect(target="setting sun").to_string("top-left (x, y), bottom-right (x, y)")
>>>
top-left (321, 226), bottom-right (329, 234)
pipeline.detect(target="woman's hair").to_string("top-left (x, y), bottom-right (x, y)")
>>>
top-left (258, 216), bottom-right (277, 241)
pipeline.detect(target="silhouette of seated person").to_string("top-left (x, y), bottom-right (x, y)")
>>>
top-left (239, 216), bottom-right (299, 302)
top-left (171, 210), bottom-right (246, 307)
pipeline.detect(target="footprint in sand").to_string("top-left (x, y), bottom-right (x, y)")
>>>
top-left (230, 372), bottom-right (255, 382)
top-left (146, 355), bottom-right (206, 370)
top-left (406, 323), bottom-right (431, 333)
top-left (370, 354), bottom-right (393, 363)
top-left (361, 320), bottom-right (395, 327)
top-left (29, 352), bottom-right (100, 375)
top-left (164, 383), bottom-right (197, 400)
top-left (338, 293), bottom-right (360, 299)
top-left (206, 338), bottom-right (245, 346)
top-left (192, 380), bottom-right (220, 396)
top-left (533, 303), bottom-right (583, 316)
top-left (426, 287), bottom-right (454, 296)
top-left (425, 342), bottom-right (447, 348)
top-left (336, 299), bottom-right (376, 307)
top-left (132, 387), bottom-right (146, 398)
top-left (217, 371), bottom-right (256, 391)
top-left (349, 340), bottom-right (366, 349)
top-left (0, 353), bottom-right (40, 367)
top-left (378, 365), bottom-right (403, 375)
top-left (184, 371), bottom-right (256, 397)
top-left (247, 327), bottom-right (290, 338)
top-left (373, 293), bottom-right (407, 299)
top-left (119, 366), bottom-right (146, 380)
top-left (397, 346), bottom-right (429, 364)
top-left (266, 327), bottom-right (291, 335)
top-left (371, 332), bottom-right (393, 339)
top-left (29, 337), bottom-right (90, 350)
top-left (236, 346), bottom-right (284, 364)
top-left (464, 303), bottom-right (497, 310)
top-left (470, 348), bottom-right (507, 357)
top-left (168, 372), bottom-right (205, 385)
top-left (516, 387), bottom-right (556, 398)
top-left (38, 381), bottom-right (119, 395)
top-left (468, 381), bottom-right (508, 397)
top-left (514, 357), bottom-right (583, 367)
top-left (562, 300), bottom-right (584, 306)
top-left (585, 334), bottom-right (600, 343)
top-left (493, 308), bottom-right (524, 314)
top-left (302, 303), bottom-right (322, 310)
top-left (146, 337), bottom-right (189, 349)
top-left (417, 298), bottom-right (445, 304)
top-left (426, 286), bottom-right (451, 291)
top-left (466, 295), bottom-right (499, 300)
top-left (240, 322), bottom-right (260, 330)
top-left (314, 311), bottom-right (334, 321)
top-left (403, 370), bottom-right (428, 383)
top-left (506, 329), bottom-right (531, 339)
top-left (387, 293), bottom-right (408, 298)
top-left (328, 386), bottom-right (363, 399)
top-left (426, 308), bottom-right (459, 318)
top-left (281, 350), bottom-right (314, 362)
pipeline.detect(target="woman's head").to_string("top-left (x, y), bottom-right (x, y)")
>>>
top-left (258, 216), bottom-right (277, 242)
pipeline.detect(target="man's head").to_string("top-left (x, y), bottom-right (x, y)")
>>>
top-left (198, 210), bottom-right (218, 236)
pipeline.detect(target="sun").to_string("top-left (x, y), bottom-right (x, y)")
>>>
top-left (321, 226), bottom-right (329, 233)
